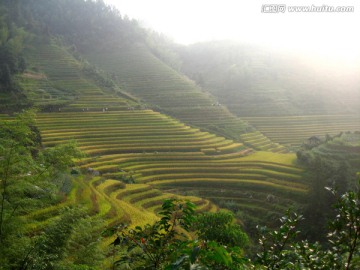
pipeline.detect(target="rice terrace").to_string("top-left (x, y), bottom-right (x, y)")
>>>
top-left (0, 0), bottom-right (359, 269)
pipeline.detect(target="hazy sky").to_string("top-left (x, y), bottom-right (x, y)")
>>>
top-left (104, 0), bottom-right (360, 60)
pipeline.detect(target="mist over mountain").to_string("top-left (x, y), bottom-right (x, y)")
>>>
top-left (177, 41), bottom-right (360, 116)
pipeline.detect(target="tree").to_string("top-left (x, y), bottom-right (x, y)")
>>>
top-left (110, 199), bottom-right (196, 269)
top-left (0, 110), bottom-right (84, 268)
top-left (0, 110), bottom-right (38, 244)
top-left (256, 186), bottom-right (360, 270)
top-left (0, 7), bottom-right (28, 91)
top-left (108, 199), bottom-right (251, 269)
top-left (108, 183), bottom-right (360, 269)
top-left (194, 211), bottom-right (249, 248)
top-left (327, 188), bottom-right (360, 269)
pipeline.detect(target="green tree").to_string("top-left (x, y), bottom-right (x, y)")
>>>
top-left (110, 199), bottom-right (196, 269)
top-left (0, 110), bottom-right (84, 268)
top-left (109, 184), bottom-right (360, 269)
top-left (0, 110), bottom-right (38, 244)
top-left (0, 6), bottom-right (28, 91)
top-left (256, 186), bottom-right (360, 269)
top-left (22, 207), bottom-right (103, 270)
top-left (109, 199), bottom-right (251, 270)
top-left (194, 211), bottom-right (249, 248)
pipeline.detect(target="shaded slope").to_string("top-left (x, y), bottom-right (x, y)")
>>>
top-left (20, 38), bottom-right (136, 112)
top-left (84, 45), bottom-right (250, 138)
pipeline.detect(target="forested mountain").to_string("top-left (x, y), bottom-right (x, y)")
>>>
top-left (0, 0), bottom-right (359, 269)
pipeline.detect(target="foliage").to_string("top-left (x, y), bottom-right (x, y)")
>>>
top-left (11, 0), bottom-right (145, 51)
top-left (194, 211), bottom-right (249, 248)
top-left (0, 110), bottom-right (92, 269)
top-left (0, 110), bottom-right (39, 244)
top-left (110, 199), bottom-right (196, 269)
top-left (108, 185), bottom-right (360, 269)
top-left (256, 211), bottom-right (304, 269)
top-left (327, 188), bottom-right (360, 269)
top-left (296, 133), bottom-right (359, 242)
top-left (19, 207), bottom-right (104, 270)
top-left (108, 199), bottom-right (250, 269)
top-left (0, 5), bottom-right (28, 90)
top-left (38, 140), bottom-right (84, 178)
top-left (255, 186), bottom-right (360, 270)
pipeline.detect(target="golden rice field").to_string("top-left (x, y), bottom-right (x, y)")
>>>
top-left (83, 45), bottom-right (287, 152)
top-left (34, 110), bottom-right (307, 228)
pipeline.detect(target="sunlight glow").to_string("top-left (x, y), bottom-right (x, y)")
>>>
top-left (105, 0), bottom-right (360, 62)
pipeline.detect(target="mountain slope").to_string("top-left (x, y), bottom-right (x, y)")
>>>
top-left (83, 44), bottom-right (251, 139)
top-left (178, 41), bottom-right (360, 117)
top-left (12, 34), bottom-right (306, 230)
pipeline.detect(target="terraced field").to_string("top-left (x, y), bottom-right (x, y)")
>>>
top-left (16, 38), bottom-right (288, 153)
top-left (240, 131), bottom-right (287, 153)
top-left (243, 115), bottom-right (360, 148)
top-left (82, 45), bottom-right (285, 152)
top-left (6, 38), bottom-right (309, 233)
top-left (34, 111), bottom-right (307, 229)
top-left (20, 39), bottom-right (134, 112)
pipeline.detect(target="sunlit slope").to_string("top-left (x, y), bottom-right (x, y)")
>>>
top-left (243, 115), bottom-right (360, 147)
top-left (145, 151), bottom-right (307, 229)
top-left (20, 39), bottom-right (135, 111)
top-left (38, 111), bottom-right (247, 154)
top-left (35, 110), bottom-right (307, 227)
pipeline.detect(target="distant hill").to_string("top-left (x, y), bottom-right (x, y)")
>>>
top-left (177, 41), bottom-right (360, 117)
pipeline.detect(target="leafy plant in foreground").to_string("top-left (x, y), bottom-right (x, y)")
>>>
top-left (108, 184), bottom-right (360, 269)
top-left (107, 199), bottom-right (251, 270)
top-left (256, 187), bottom-right (360, 270)
top-left (110, 199), bottom-right (196, 269)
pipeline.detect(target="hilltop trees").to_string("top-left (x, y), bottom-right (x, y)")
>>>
top-left (0, 6), bottom-right (27, 91)
top-left (9, 0), bottom-right (145, 52)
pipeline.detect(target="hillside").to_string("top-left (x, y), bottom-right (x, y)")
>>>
top-left (83, 44), bottom-right (253, 141)
top-left (0, 0), bottom-right (307, 228)
top-left (178, 42), bottom-right (360, 147)
top-left (178, 41), bottom-right (360, 116)
top-left (19, 35), bottom-right (303, 226)
top-left (20, 38), bottom-right (137, 112)
top-left (1, 0), bottom-right (360, 268)
top-left (1, 0), bottom-right (357, 232)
